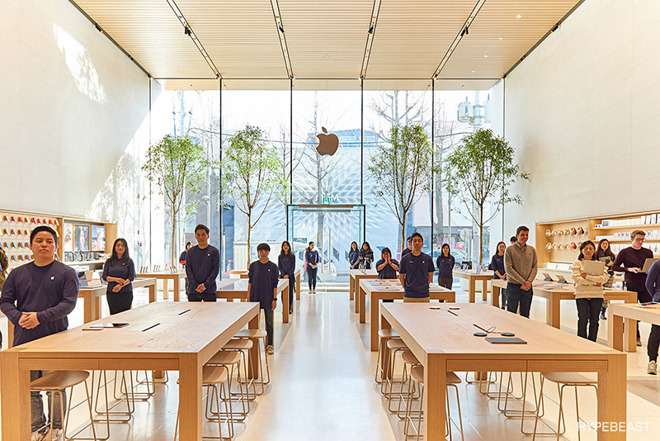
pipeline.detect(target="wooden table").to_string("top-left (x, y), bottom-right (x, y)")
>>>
top-left (360, 279), bottom-right (455, 351)
top-left (5, 278), bottom-right (157, 348)
top-left (0, 301), bottom-right (259, 440)
top-left (454, 269), bottom-right (494, 303)
top-left (216, 278), bottom-right (291, 323)
top-left (350, 269), bottom-right (378, 313)
top-left (491, 278), bottom-right (507, 307)
top-left (241, 268), bottom-right (301, 300)
top-left (608, 303), bottom-right (660, 352)
top-left (136, 271), bottom-right (186, 302)
top-left (380, 303), bottom-right (627, 440)
top-left (534, 285), bottom-right (636, 333)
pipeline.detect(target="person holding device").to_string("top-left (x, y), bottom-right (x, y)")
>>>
top-left (596, 238), bottom-right (616, 319)
top-left (572, 241), bottom-right (609, 341)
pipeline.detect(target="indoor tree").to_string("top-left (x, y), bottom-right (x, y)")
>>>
top-left (443, 128), bottom-right (529, 265)
top-left (222, 125), bottom-right (288, 268)
top-left (368, 124), bottom-right (438, 251)
top-left (142, 135), bottom-right (210, 265)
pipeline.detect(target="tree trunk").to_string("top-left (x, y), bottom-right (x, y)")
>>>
top-left (400, 211), bottom-right (407, 257)
top-left (246, 213), bottom-right (252, 269)
top-left (479, 204), bottom-right (484, 266)
top-left (171, 212), bottom-right (177, 266)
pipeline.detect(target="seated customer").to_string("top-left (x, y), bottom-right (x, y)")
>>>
top-left (376, 247), bottom-right (399, 302)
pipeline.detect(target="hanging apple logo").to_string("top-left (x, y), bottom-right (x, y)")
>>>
top-left (316, 127), bottom-right (339, 156)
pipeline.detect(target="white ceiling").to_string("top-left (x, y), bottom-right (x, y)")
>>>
top-left (71, 0), bottom-right (584, 90)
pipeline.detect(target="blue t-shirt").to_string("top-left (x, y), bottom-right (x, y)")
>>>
top-left (249, 260), bottom-right (280, 309)
top-left (102, 257), bottom-right (136, 294)
top-left (376, 258), bottom-right (399, 279)
top-left (490, 254), bottom-right (505, 279)
top-left (399, 252), bottom-right (435, 298)
top-left (185, 245), bottom-right (220, 295)
top-left (436, 255), bottom-right (455, 279)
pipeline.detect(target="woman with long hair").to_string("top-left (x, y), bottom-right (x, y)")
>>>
top-left (278, 240), bottom-right (296, 313)
top-left (358, 241), bottom-right (374, 269)
top-left (572, 240), bottom-right (609, 341)
top-left (596, 238), bottom-right (617, 319)
top-left (305, 241), bottom-right (319, 293)
top-left (101, 238), bottom-right (136, 314)
top-left (490, 241), bottom-right (507, 279)
top-left (348, 241), bottom-right (359, 269)
top-left (376, 247), bottom-right (399, 303)
top-left (436, 244), bottom-right (455, 289)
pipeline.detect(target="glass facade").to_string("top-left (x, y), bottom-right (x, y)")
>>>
top-left (149, 80), bottom-right (503, 281)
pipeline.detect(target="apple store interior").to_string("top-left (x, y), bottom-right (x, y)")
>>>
top-left (1, 0), bottom-right (660, 440)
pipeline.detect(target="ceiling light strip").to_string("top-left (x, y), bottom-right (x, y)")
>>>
top-left (432, 0), bottom-right (486, 79)
top-left (165, 0), bottom-right (221, 79)
top-left (270, 0), bottom-right (294, 79)
top-left (360, 0), bottom-right (382, 79)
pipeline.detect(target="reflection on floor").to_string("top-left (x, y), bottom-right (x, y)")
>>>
top-left (1, 284), bottom-right (658, 440)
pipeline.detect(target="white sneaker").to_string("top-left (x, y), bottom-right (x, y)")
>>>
top-left (267, 345), bottom-right (274, 355)
top-left (31, 428), bottom-right (48, 441)
top-left (49, 429), bottom-right (63, 441)
top-left (648, 360), bottom-right (657, 375)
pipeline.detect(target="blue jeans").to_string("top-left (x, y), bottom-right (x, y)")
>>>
top-left (506, 283), bottom-right (533, 318)
top-left (31, 370), bottom-right (65, 432)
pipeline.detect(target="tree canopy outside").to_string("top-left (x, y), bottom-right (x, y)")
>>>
top-left (444, 128), bottom-right (529, 265)
top-left (142, 135), bottom-right (211, 265)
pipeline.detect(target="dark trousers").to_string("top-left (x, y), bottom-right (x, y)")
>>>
top-left (263, 308), bottom-right (274, 345)
top-left (576, 298), bottom-right (603, 341)
top-left (31, 370), bottom-right (65, 432)
top-left (282, 276), bottom-right (295, 311)
top-left (506, 283), bottom-right (533, 318)
top-left (188, 292), bottom-right (217, 302)
top-left (307, 267), bottom-right (317, 290)
top-left (107, 291), bottom-right (133, 315)
top-left (438, 277), bottom-right (453, 289)
top-left (648, 325), bottom-right (660, 362)
top-left (626, 281), bottom-right (652, 338)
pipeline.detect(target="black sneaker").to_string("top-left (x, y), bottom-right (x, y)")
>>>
top-left (600, 308), bottom-right (607, 320)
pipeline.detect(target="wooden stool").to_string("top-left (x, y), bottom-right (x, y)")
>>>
top-left (222, 339), bottom-right (258, 399)
top-left (375, 329), bottom-right (398, 384)
top-left (234, 328), bottom-right (271, 389)
top-left (31, 370), bottom-right (108, 441)
top-left (382, 338), bottom-right (409, 398)
top-left (206, 350), bottom-right (250, 421)
top-left (394, 350), bottom-right (421, 417)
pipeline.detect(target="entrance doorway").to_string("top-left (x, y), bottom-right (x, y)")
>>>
top-left (287, 205), bottom-right (365, 283)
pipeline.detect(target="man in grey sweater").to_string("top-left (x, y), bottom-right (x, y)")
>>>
top-left (505, 225), bottom-right (538, 318)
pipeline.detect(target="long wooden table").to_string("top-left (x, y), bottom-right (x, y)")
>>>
top-left (360, 279), bottom-right (455, 351)
top-left (380, 303), bottom-right (627, 440)
top-left (608, 303), bottom-right (660, 352)
top-left (0, 301), bottom-right (259, 440)
top-left (453, 269), bottom-right (494, 303)
top-left (216, 278), bottom-right (291, 323)
top-left (136, 270), bottom-right (186, 301)
top-left (240, 268), bottom-right (301, 300)
top-left (491, 278), bottom-right (507, 308)
top-left (349, 269), bottom-right (379, 314)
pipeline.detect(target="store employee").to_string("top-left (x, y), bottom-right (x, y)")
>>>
top-left (185, 224), bottom-right (220, 302)
top-left (398, 232), bottom-right (435, 302)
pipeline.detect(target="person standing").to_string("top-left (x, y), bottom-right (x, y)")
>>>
top-left (401, 236), bottom-right (413, 258)
top-left (305, 241), bottom-right (319, 294)
top-left (248, 243), bottom-right (280, 354)
top-left (376, 248), bottom-right (399, 303)
top-left (644, 259), bottom-right (660, 375)
top-left (179, 241), bottom-right (192, 293)
top-left (101, 238), bottom-right (136, 315)
top-left (572, 241), bottom-right (609, 342)
top-left (0, 244), bottom-right (8, 347)
top-left (278, 241), bottom-right (296, 314)
top-left (185, 224), bottom-right (220, 302)
top-left (505, 226), bottom-right (538, 318)
top-left (358, 241), bottom-right (374, 269)
top-left (596, 238), bottom-right (616, 319)
top-left (612, 230), bottom-right (653, 346)
top-left (491, 241), bottom-right (507, 309)
top-left (398, 233), bottom-right (435, 302)
top-left (348, 241), bottom-right (359, 270)
top-left (0, 226), bottom-right (79, 441)
top-left (436, 244), bottom-right (455, 290)
top-left (509, 236), bottom-right (518, 246)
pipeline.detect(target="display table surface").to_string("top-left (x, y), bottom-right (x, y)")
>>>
top-left (349, 269), bottom-right (378, 313)
top-left (608, 303), bottom-right (660, 353)
top-left (240, 268), bottom-right (301, 300)
top-left (216, 278), bottom-right (291, 323)
top-left (359, 279), bottom-right (455, 351)
top-left (0, 301), bottom-right (260, 440)
top-left (380, 303), bottom-right (627, 440)
top-left (453, 269), bottom-right (494, 303)
top-left (136, 270), bottom-right (186, 301)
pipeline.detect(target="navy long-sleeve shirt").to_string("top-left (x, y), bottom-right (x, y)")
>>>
top-left (0, 260), bottom-right (79, 346)
top-left (612, 246), bottom-right (654, 287)
top-left (376, 258), bottom-right (399, 279)
top-left (305, 249), bottom-right (319, 266)
top-left (102, 257), bottom-right (136, 294)
top-left (278, 253), bottom-right (296, 277)
top-left (436, 255), bottom-right (455, 279)
top-left (399, 252), bottom-right (435, 298)
top-left (249, 260), bottom-right (280, 309)
top-left (185, 244), bottom-right (220, 295)
top-left (348, 250), bottom-right (359, 268)
top-left (490, 253), bottom-right (506, 279)
top-left (358, 249), bottom-right (374, 268)
top-left (645, 260), bottom-right (660, 302)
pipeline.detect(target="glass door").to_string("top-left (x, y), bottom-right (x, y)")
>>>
top-left (287, 205), bottom-right (365, 283)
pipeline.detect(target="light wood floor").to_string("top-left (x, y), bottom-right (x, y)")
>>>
top-left (1, 283), bottom-right (659, 440)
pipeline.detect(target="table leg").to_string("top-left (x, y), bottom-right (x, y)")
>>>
top-left (380, 311), bottom-right (392, 380)
top-left (0, 352), bottom-right (31, 440)
top-left (424, 354), bottom-right (447, 440)
top-left (83, 291), bottom-right (93, 323)
top-left (149, 284), bottom-right (156, 303)
top-left (7, 322), bottom-right (14, 348)
top-left (350, 276), bottom-right (355, 301)
top-left (359, 284), bottom-right (366, 323)
top-left (625, 318), bottom-right (637, 352)
top-left (354, 277), bottom-right (360, 313)
top-left (178, 354), bottom-right (203, 440)
top-left (469, 278), bottom-right (476, 303)
top-left (283, 285), bottom-right (290, 323)
top-left (547, 294), bottom-right (561, 328)
top-left (296, 273), bottom-right (301, 300)
top-left (94, 295), bottom-right (102, 322)
top-left (248, 310), bottom-right (260, 379)
top-left (174, 277), bottom-right (180, 302)
top-left (163, 279), bottom-right (169, 300)
top-left (482, 279), bottom-right (488, 301)
top-left (597, 355), bottom-right (627, 440)
top-left (370, 294), bottom-right (380, 351)
top-left (608, 310), bottom-right (624, 351)
top-left (492, 285), bottom-right (500, 308)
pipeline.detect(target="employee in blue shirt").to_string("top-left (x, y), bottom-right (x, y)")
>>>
top-left (305, 242), bottom-right (319, 294)
top-left (248, 243), bottom-right (280, 354)
top-left (101, 238), bottom-right (136, 314)
top-left (398, 232), bottom-right (435, 302)
top-left (348, 241), bottom-right (359, 269)
top-left (376, 247), bottom-right (399, 303)
top-left (278, 241), bottom-right (296, 314)
top-left (186, 224), bottom-right (220, 302)
top-left (491, 241), bottom-right (507, 279)
top-left (358, 241), bottom-right (374, 269)
top-left (401, 236), bottom-right (413, 258)
top-left (0, 226), bottom-right (79, 440)
top-left (645, 259), bottom-right (660, 375)
top-left (436, 244), bottom-right (455, 289)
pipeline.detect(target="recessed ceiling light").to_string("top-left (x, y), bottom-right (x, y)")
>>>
top-left (499, 36), bottom-right (504, 40)
top-left (484, 55), bottom-right (488, 58)
top-left (516, 14), bottom-right (522, 19)
top-left (472, 70), bottom-right (476, 73)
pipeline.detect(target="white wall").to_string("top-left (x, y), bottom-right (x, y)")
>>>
top-left (503, 0), bottom-right (660, 243)
top-left (0, 0), bottom-right (153, 264)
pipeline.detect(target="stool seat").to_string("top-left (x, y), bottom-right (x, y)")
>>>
top-left (386, 339), bottom-right (408, 350)
top-left (203, 366), bottom-right (228, 385)
top-left (541, 372), bottom-right (596, 385)
top-left (378, 329), bottom-right (399, 338)
top-left (31, 370), bottom-right (89, 390)
top-left (207, 351), bottom-right (242, 365)
top-left (223, 339), bottom-right (253, 350)
top-left (410, 366), bottom-right (461, 385)
top-left (235, 329), bottom-right (267, 339)
top-left (401, 350), bottom-right (420, 365)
